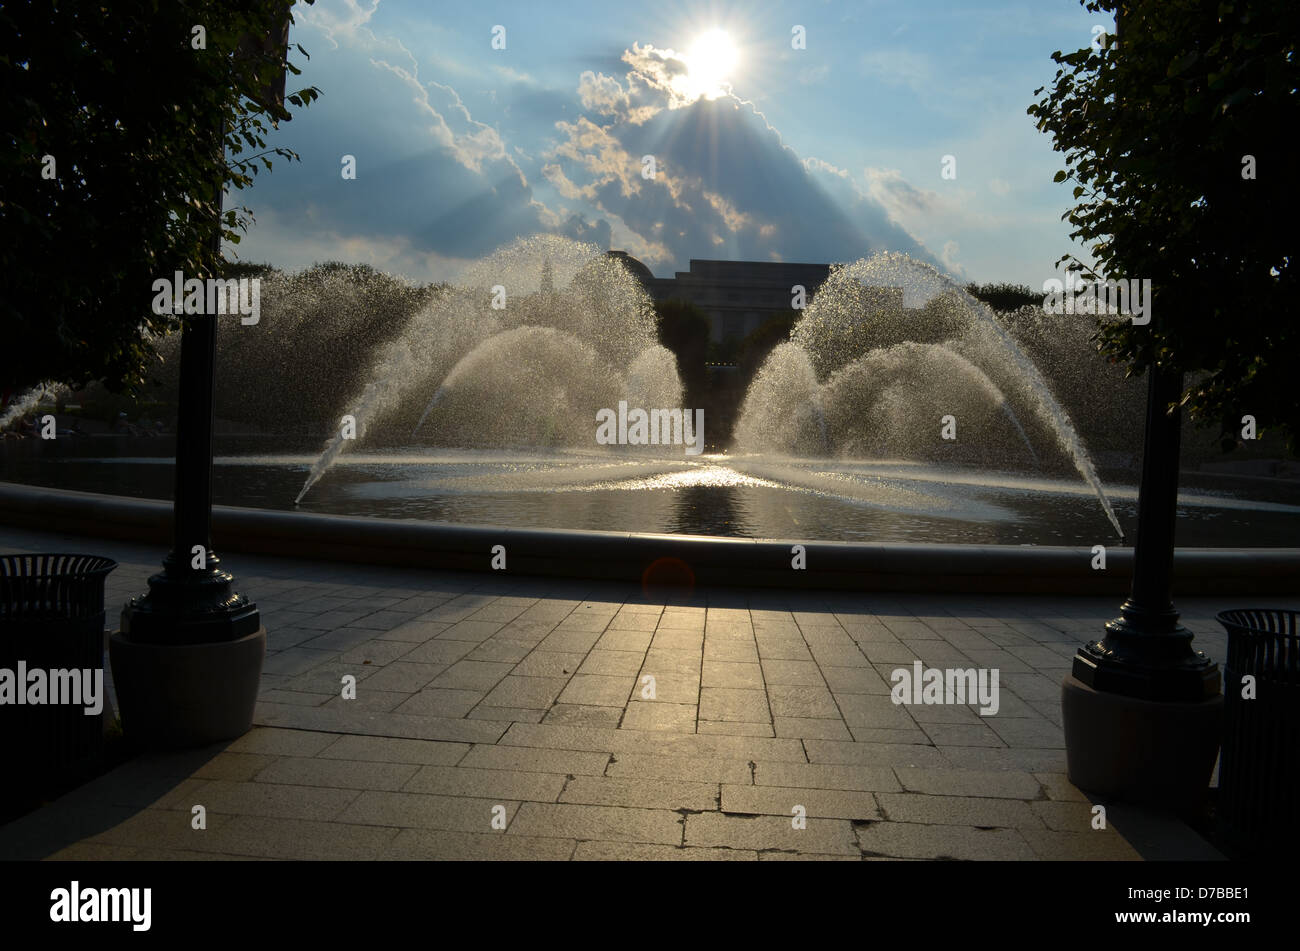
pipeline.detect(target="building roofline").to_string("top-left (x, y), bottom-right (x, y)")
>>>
top-left (684, 258), bottom-right (832, 269)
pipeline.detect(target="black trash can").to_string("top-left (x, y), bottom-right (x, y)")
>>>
top-left (1215, 608), bottom-right (1299, 856)
top-left (0, 553), bottom-right (117, 793)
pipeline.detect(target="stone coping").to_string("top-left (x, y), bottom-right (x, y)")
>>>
top-left (0, 481), bottom-right (1296, 595)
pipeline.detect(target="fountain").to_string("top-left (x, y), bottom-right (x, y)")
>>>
top-left (294, 235), bottom-right (683, 504)
top-left (0, 382), bottom-right (66, 431)
top-left (27, 237), bottom-right (1300, 546)
top-left (733, 252), bottom-right (1125, 539)
top-left (284, 242), bottom-right (1126, 542)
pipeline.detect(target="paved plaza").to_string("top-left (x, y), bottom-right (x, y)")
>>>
top-left (1, 523), bottom-right (1267, 861)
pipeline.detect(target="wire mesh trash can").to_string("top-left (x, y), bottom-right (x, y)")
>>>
top-left (1216, 609), bottom-right (1299, 856)
top-left (0, 554), bottom-right (117, 790)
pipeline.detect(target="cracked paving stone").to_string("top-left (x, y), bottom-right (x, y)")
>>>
top-left (876, 792), bottom-right (1044, 830)
top-left (684, 812), bottom-right (859, 855)
top-left (722, 785), bottom-right (880, 821)
top-left (574, 842), bottom-right (756, 860)
top-left (856, 821), bottom-right (1038, 861)
top-left (560, 775), bottom-right (719, 811)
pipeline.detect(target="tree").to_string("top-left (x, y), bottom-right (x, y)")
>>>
top-left (1027, 0), bottom-right (1299, 451)
top-left (737, 310), bottom-right (798, 381)
top-left (966, 282), bottom-right (1042, 313)
top-left (654, 299), bottom-right (711, 407)
top-left (0, 0), bottom-right (320, 397)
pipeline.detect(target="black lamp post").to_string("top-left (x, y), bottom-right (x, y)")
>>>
top-left (110, 10), bottom-right (292, 748)
top-left (1072, 362), bottom-right (1220, 702)
top-left (1061, 344), bottom-right (1223, 815)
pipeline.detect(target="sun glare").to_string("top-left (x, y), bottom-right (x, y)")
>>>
top-left (682, 28), bottom-right (739, 99)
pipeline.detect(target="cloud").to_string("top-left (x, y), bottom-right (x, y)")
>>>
top-left (229, 208), bottom-right (476, 285)
top-left (575, 58), bottom-right (674, 126)
top-left (240, 6), bottom-right (600, 273)
top-left (297, 0), bottom-right (381, 49)
top-left (365, 53), bottom-right (508, 174)
top-left (544, 116), bottom-right (649, 200)
top-left (940, 240), bottom-right (967, 277)
top-left (577, 70), bottom-right (630, 117)
top-left (862, 167), bottom-right (941, 217)
top-left (553, 210), bottom-right (613, 249)
top-left (493, 64), bottom-right (538, 87)
top-left (543, 52), bottom-right (936, 272)
top-left (620, 43), bottom-right (694, 110)
top-left (242, 7), bottom-right (942, 282)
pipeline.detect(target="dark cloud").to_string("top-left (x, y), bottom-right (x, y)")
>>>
top-left (245, 15), bottom-right (935, 277)
top-left (548, 94), bottom-right (936, 270)
top-left (557, 213), bottom-right (613, 247)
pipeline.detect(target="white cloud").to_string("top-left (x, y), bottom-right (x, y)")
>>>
top-left (621, 43), bottom-right (693, 109)
top-left (577, 71), bottom-right (630, 117)
top-left (296, 0), bottom-right (381, 50)
top-left (940, 240), bottom-right (966, 277)
top-left (493, 64), bottom-right (539, 87)
top-left (366, 48), bottom-right (511, 175)
top-left (546, 117), bottom-right (647, 200)
top-left (862, 166), bottom-right (941, 217)
top-left (539, 31), bottom-right (940, 270)
top-left (239, 9), bottom-right (579, 267)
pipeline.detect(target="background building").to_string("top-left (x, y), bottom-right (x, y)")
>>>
top-left (611, 252), bottom-right (834, 343)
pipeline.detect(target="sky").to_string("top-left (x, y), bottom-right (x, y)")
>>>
top-left (230, 0), bottom-right (1115, 289)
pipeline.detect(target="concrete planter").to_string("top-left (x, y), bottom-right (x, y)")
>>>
top-left (1061, 673), bottom-right (1223, 817)
top-left (108, 627), bottom-right (266, 750)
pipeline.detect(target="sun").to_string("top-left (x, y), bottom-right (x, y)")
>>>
top-left (681, 28), bottom-right (739, 99)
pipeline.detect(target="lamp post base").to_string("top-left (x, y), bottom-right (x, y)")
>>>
top-left (1072, 603), bottom-right (1221, 703)
top-left (1061, 673), bottom-right (1222, 817)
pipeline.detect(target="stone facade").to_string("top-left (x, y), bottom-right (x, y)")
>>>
top-left (611, 252), bottom-right (832, 343)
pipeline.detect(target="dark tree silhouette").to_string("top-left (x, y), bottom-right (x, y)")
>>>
top-left (1028, 0), bottom-right (1299, 450)
top-left (654, 299), bottom-right (711, 409)
top-left (0, 0), bottom-right (320, 396)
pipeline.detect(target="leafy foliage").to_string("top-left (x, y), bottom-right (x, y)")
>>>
top-left (654, 298), bottom-right (711, 407)
top-left (966, 282), bottom-right (1042, 313)
top-left (1027, 0), bottom-right (1299, 448)
top-left (737, 310), bottom-right (799, 380)
top-left (0, 0), bottom-right (320, 396)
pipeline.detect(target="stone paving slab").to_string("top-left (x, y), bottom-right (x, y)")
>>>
top-left (721, 784), bottom-right (881, 821)
top-left (856, 821), bottom-right (1041, 861)
top-left (560, 776), bottom-right (719, 811)
top-left (684, 812), bottom-right (859, 855)
top-left (0, 523), bottom-right (1250, 861)
top-left (573, 841), bottom-right (756, 860)
top-left (509, 803), bottom-right (682, 845)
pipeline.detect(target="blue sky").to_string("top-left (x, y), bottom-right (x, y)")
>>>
top-left (232, 0), bottom-right (1114, 289)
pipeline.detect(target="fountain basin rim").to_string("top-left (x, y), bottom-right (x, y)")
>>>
top-left (0, 482), bottom-right (1296, 596)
